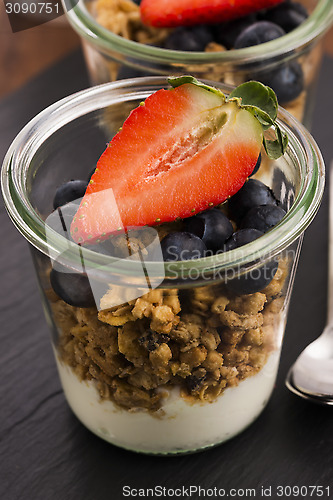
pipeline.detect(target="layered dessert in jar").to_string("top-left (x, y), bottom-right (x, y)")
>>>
top-left (38, 77), bottom-right (299, 454)
top-left (66, 0), bottom-right (331, 126)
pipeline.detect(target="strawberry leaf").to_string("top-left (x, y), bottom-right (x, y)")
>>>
top-left (228, 81), bottom-right (288, 159)
top-left (263, 123), bottom-right (289, 159)
top-left (168, 76), bottom-right (226, 100)
top-left (229, 81), bottom-right (278, 122)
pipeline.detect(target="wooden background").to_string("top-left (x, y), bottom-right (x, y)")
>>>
top-left (0, 7), bottom-right (79, 98)
top-left (0, 3), bottom-right (332, 99)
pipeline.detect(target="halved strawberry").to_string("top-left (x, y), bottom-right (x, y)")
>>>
top-left (140, 0), bottom-right (284, 28)
top-left (70, 80), bottom-right (265, 244)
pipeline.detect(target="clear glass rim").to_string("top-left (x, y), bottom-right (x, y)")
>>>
top-left (62, 0), bottom-right (333, 65)
top-left (1, 77), bottom-right (325, 281)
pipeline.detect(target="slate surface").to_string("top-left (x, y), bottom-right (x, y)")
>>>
top-left (1, 49), bottom-right (333, 500)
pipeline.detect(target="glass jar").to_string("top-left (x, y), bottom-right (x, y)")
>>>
top-left (62, 0), bottom-right (333, 128)
top-left (1, 77), bottom-right (325, 454)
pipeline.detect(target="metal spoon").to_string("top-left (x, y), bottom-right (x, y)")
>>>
top-left (285, 164), bottom-right (333, 405)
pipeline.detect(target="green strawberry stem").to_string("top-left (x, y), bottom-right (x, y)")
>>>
top-left (168, 76), bottom-right (288, 160)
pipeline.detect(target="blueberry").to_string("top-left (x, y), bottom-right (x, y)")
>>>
top-left (53, 180), bottom-right (88, 209)
top-left (262, 1), bottom-right (308, 33)
top-left (261, 61), bottom-right (304, 104)
top-left (249, 153), bottom-right (262, 177)
top-left (240, 205), bottom-right (286, 233)
top-left (213, 15), bottom-right (257, 49)
top-left (185, 208), bottom-right (233, 252)
top-left (224, 228), bottom-right (263, 251)
top-left (234, 21), bottom-right (285, 49)
top-left (50, 260), bottom-right (95, 308)
top-left (228, 179), bottom-right (278, 224)
top-left (46, 203), bottom-right (78, 239)
top-left (161, 232), bottom-right (207, 261)
top-left (164, 25), bottom-right (213, 51)
top-left (224, 229), bottom-right (278, 294)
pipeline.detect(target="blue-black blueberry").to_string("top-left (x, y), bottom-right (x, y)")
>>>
top-left (223, 228), bottom-right (278, 294)
top-left (240, 204), bottom-right (286, 233)
top-left (163, 25), bottom-right (213, 51)
top-left (234, 21), bottom-right (285, 49)
top-left (261, 1), bottom-right (308, 33)
top-left (161, 232), bottom-right (207, 261)
top-left (185, 208), bottom-right (233, 253)
top-left (50, 260), bottom-right (95, 308)
top-left (261, 61), bottom-right (304, 104)
top-left (224, 228), bottom-right (263, 251)
top-left (53, 179), bottom-right (88, 209)
top-left (213, 15), bottom-right (257, 49)
top-left (228, 179), bottom-right (278, 224)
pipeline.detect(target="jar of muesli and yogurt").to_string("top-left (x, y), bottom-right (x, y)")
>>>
top-left (1, 78), bottom-right (325, 454)
top-left (62, 0), bottom-right (333, 127)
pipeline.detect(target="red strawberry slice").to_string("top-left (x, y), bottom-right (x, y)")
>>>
top-left (70, 83), bottom-right (262, 244)
top-left (140, 0), bottom-right (284, 28)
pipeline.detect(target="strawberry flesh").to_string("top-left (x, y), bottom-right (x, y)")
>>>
top-left (140, 0), bottom-right (285, 28)
top-left (71, 83), bottom-right (262, 244)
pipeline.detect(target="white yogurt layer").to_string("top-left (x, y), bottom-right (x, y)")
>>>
top-left (55, 353), bottom-right (280, 454)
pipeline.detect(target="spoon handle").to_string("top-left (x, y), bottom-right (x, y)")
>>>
top-left (327, 161), bottom-right (333, 325)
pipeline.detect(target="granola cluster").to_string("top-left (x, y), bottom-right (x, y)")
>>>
top-left (91, 0), bottom-right (170, 44)
top-left (52, 258), bottom-right (289, 413)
